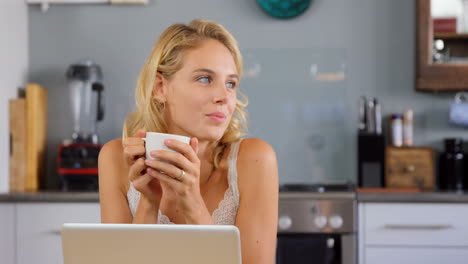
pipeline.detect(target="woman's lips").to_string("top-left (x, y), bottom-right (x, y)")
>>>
top-left (207, 112), bottom-right (226, 123)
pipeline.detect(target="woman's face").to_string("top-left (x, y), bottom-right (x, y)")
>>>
top-left (160, 39), bottom-right (239, 142)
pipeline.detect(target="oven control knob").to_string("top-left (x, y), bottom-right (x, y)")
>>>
top-left (314, 215), bottom-right (327, 229)
top-left (329, 215), bottom-right (343, 229)
top-left (278, 215), bottom-right (292, 230)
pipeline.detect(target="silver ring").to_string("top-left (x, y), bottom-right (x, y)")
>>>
top-left (177, 169), bottom-right (185, 181)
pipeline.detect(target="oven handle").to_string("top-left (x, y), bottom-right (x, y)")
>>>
top-left (383, 224), bottom-right (453, 230)
top-left (324, 237), bottom-right (336, 264)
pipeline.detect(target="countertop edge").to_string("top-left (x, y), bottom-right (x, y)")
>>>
top-left (0, 192), bottom-right (100, 203)
top-left (356, 192), bottom-right (468, 203)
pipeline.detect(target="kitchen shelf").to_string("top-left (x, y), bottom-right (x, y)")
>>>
top-left (26, 0), bottom-right (148, 12)
top-left (434, 33), bottom-right (468, 40)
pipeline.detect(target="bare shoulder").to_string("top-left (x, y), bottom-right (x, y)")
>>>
top-left (237, 138), bottom-right (277, 165)
top-left (98, 138), bottom-right (128, 190)
top-left (236, 138), bottom-right (278, 194)
top-left (99, 138), bottom-right (126, 175)
top-left (100, 138), bottom-right (124, 156)
top-left (99, 138), bottom-right (126, 167)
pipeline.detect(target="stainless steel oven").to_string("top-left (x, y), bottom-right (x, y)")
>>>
top-left (276, 184), bottom-right (356, 264)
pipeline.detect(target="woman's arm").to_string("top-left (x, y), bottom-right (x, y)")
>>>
top-left (235, 138), bottom-right (279, 264)
top-left (99, 139), bottom-right (134, 223)
top-left (99, 137), bottom-right (162, 224)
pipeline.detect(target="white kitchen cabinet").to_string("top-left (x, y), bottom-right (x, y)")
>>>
top-left (0, 204), bottom-right (16, 264)
top-left (358, 202), bottom-right (468, 264)
top-left (16, 203), bottom-right (100, 264)
top-left (365, 247), bottom-right (468, 264)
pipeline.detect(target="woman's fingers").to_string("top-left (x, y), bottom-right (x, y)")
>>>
top-left (190, 137), bottom-right (199, 155)
top-left (128, 158), bottom-right (146, 182)
top-left (124, 145), bottom-right (145, 164)
top-left (147, 168), bottom-right (183, 187)
top-left (148, 151), bottom-right (192, 173)
top-left (131, 173), bottom-right (153, 191)
top-left (145, 159), bottom-right (185, 181)
top-left (136, 129), bottom-right (146, 139)
top-left (123, 131), bottom-right (147, 165)
top-left (163, 139), bottom-right (199, 163)
top-left (123, 137), bottom-right (145, 147)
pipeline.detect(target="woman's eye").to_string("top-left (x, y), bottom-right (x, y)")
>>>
top-left (197, 76), bottom-right (210, 83)
top-left (226, 81), bottom-right (237, 89)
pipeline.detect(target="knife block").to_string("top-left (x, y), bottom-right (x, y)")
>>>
top-left (358, 133), bottom-right (385, 187)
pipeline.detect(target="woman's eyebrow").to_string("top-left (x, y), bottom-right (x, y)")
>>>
top-left (228, 73), bottom-right (239, 80)
top-left (193, 68), bottom-right (215, 75)
top-left (193, 68), bottom-right (238, 80)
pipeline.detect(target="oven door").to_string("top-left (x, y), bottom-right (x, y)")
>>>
top-left (276, 233), bottom-right (356, 264)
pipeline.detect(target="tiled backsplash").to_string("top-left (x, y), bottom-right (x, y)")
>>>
top-left (242, 48), bottom-right (352, 184)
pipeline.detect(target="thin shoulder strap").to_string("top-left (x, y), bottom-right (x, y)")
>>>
top-left (227, 139), bottom-right (243, 203)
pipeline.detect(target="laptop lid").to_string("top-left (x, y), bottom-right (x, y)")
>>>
top-left (61, 223), bottom-right (241, 264)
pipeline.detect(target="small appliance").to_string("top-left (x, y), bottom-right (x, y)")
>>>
top-left (57, 60), bottom-right (105, 191)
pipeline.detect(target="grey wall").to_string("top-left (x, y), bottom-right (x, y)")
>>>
top-left (1, 0), bottom-right (28, 193)
top-left (28, 0), bottom-right (467, 189)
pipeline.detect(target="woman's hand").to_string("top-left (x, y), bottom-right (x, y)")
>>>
top-left (123, 129), bottom-right (162, 205)
top-left (144, 137), bottom-right (212, 223)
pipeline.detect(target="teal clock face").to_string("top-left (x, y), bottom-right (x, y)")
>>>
top-left (257, 0), bottom-right (312, 19)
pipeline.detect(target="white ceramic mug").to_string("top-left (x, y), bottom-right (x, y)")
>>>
top-left (143, 132), bottom-right (190, 160)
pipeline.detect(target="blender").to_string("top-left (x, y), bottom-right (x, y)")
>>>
top-left (57, 60), bottom-right (105, 191)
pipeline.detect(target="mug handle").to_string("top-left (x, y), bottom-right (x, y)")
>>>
top-left (141, 138), bottom-right (147, 160)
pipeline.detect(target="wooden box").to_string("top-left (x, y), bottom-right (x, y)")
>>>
top-left (385, 146), bottom-right (435, 190)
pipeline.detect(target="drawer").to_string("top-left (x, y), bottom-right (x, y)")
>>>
top-left (0, 204), bottom-right (15, 264)
top-left (365, 247), bottom-right (468, 264)
top-left (363, 203), bottom-right (468, 247)
top-left (16, 203), bottom-right (100, 264)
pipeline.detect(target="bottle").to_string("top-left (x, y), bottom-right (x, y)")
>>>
top-left (439, 138), bottom-right (465, 192)
top-left (390, 114), bottom-right (403, 147)
top-left (374, 99), bottom-right (382, 135)
top-left (403, 110), bottom-right (413, 146)
top-left (366, 98), bottom-right (375, 134)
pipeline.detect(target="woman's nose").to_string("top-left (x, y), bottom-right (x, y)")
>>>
top-left (213, 83), bottom-right (228, 104)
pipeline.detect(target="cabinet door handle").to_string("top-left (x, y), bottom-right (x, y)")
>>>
top-left (47, 229), bottom-right (62, 235)
top-left (383, 224), bottom-right (453, 230)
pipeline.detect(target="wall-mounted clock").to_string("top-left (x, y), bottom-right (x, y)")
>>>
top-left (257, 0), bottom-right (312, 19)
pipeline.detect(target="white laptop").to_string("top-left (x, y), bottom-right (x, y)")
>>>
top-left (61, 223), bottom-right (242, 264)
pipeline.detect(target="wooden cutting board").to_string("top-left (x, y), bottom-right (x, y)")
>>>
top-left (25, 83), bottom-right (48, 191)
top-left (9, 98), bottom-right (27, 192)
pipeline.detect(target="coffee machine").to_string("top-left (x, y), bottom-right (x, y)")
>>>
top-left (57, 60), bottom-right (105, 191)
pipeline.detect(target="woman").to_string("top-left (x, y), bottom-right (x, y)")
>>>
top-left (98, 19), bottom-right (278, 263)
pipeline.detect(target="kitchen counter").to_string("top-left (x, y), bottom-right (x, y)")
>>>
top-left (0, 191), bottom-right (99, 203)
top-left (2, 190), bottom-right (468, 203)
top-left (280, 192), bottom-right (356, 200)
top-left (357, 191), bottom-right (468, 203)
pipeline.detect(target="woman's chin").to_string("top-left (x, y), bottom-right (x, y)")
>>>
top-left (195, 129), bottom-right (226, 142)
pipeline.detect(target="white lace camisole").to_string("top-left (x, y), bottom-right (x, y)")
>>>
top-left (126, 139), bottom-right (242, 225)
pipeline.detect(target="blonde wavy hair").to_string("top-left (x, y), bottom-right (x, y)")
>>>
top-left (123, 19), bottom-right (248, 168)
